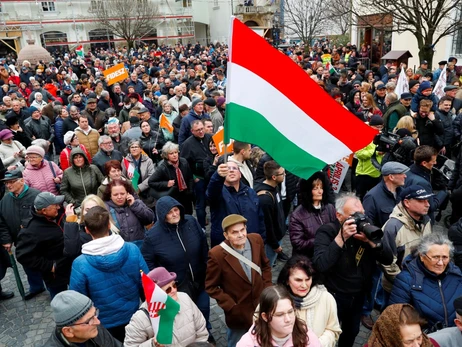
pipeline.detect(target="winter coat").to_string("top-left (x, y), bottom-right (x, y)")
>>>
top-left (105, 199), bottom-right (154, 242)
top-left (140, 131), bottom-right (164, 164)
top-left (59, 145), bottom-right (91, 171)
top-left (124, 293), bottom-right (208, 347)
top-left (141, 196), bottom-right (208, 287)
top-left (122, 154), bottom-right (155, 193)
top-left (69, 234), bottom-right (149, 328)
top-left (382, 101), bottom-right (408, 134)
top-left (148, 158), bottom-right (194, 200)
top-left (355, 141), bottom-right (382, 178)
top-left (25, 116), bottom-right (54, 142)
top-left (62, 117), bottom-right (79, 135)
top-left (435, 109), bottom-right (455, 147)
top-left (92, 149), bottom-right (123, 175)
top-left (23, 160), bottom-right (63, 195)
top-left (205, 234), bottom-right (273, 330)
top-left (61, 148), bottom-right (103, 207)
top-left (237, 325), bottom-right (321, 347)
top-left (180, 134), bottom-right (213, 178)
top-left (178, 110), bottom-right (210, 146)
top-left (389, 254), bottom-right (462, 330)
top-left (363, 179), bottom-right (402, 228)
top-left (381, 203), bottom-right (432, 292)
top-left (44, 325), bottom-right (122, 347)
top-left (0, 140), bottom-right (25, 167)
top-left (313, 220), bottom-right (393, 295)
top-left (289, 204), bottom-right (336, 258)
top-left (16, 209), bottom-right (72, 287)
top-left (206, 171), bottom-right (267, 247)
top-left (53, 117), bottom-right (65, 152)
top-left (74, 127), bottom-right (100, 158)
top-left (0, 185), bottom-right (40, 244)
top-left (411, 90), bottom-right (438, 113)
top-left (413, 113), bottom-right (445, 149)
top-left (82, 108), bottom-right (107, 132)
top-left (448, 218), bottom-right (462, 270)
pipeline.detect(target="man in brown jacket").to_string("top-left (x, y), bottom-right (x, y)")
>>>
top-left (205, 214), bottom-right (272, 347)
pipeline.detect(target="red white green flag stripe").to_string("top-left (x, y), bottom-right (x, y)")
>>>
top-left (224, 17), bottom-right (377, 179)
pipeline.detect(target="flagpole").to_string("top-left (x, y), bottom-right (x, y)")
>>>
top-left (223, 16), bottom-right (235, 165)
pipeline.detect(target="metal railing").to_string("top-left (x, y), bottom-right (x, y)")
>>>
top-left (234, 5), bottom-right (278, 15)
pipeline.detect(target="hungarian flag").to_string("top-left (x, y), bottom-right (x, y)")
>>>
top-left (326, 62), bottom-right (336, 75)
top-left (159, 114), bottom-right (174, 133)
top-left (141, 272), bottom-right (180, 344)
top-left (123, 158), bottom-right (140, 191)
top-left (76, 45), bottom-right (84, 57)
top-left (225, 18), bottom-right (377, 179)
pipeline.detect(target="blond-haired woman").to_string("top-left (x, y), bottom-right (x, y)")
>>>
top-left (63, 194), bottom-right (119, 259)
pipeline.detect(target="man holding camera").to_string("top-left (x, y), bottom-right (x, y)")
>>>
top-left (313, 193), bottom-right (393, 347)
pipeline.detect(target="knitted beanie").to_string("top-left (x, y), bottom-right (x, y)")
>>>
top-left (51, 290), bottom-right (93, 327)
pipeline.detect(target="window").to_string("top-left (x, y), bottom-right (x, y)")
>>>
top-left (182, 0), bottom-right (192, 7)
top-left (213, 0), bottom-right (219, 8)
top-left (89, 0), bottom-right (104, 11)
top-left (41, 2), bottom-right (56, 12)
top-left (453, 11), bottom-right (462, 55)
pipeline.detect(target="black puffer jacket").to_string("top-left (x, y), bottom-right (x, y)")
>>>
top-left (141, 196), bottom-right (208, 288)
top-left (449, 218), bottom-right (462, 270)
top-left (16, 209), bottom-right (72, 287)
top-left (435, 109), bottom-right (455, 147)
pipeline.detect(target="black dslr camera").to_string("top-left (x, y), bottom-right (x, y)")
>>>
top-left (350, 212), bottom-right (383, 242)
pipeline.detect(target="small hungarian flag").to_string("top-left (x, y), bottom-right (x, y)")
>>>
top-left (225, 17), bottom-right (377, 179)
top-left (76, 45), bottom-right (84, 57)
top-left (326, 62), bottom-right (336, 75)
top-left (123, 158), bottom-right (140, 191)
top-left (159, 114), bottom-right (174, 133)
top-left (141, 271), bottom-right (180, 344)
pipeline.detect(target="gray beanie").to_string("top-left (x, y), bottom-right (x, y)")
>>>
top-left (191, 97), bottom-right (203, 108)
top-left (51, 290), bottom-right (93, 327)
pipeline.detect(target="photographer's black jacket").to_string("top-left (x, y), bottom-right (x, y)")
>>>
top-left (313, 220), bottom-right (393, 294)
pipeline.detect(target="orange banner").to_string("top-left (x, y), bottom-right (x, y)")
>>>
top-left (103, 63), bottom-right (129, 86)
top-left (213, 128), bottom-right (234, 156)
top-left (159, 114), bottom-right (174, 133)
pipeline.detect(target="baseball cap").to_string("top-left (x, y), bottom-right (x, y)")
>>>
top-left (381, 162), bottom-right (409, 176)
top-left (376, 84), bottom-right (386, 90)
top-left (400, 185), bottom-right (433, 200)
top-left (400, 92), bottom-right (413, 100)
top-left (34, 192), bottom-right (65, 210)
top-left (421, 60), bottom-right (428, 64)
top-left (222, 214), bottom-right (247, 232)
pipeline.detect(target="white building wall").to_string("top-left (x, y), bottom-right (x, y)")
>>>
top-left (208, 0), bottom-right (232, 43)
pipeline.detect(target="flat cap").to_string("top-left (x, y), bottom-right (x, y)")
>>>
top-left (222, 214), bottom-right (247, 232)
top-left (381, 162), bottom-right (409, 176)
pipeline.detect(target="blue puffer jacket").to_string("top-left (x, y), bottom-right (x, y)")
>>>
top-left (206, 171), bottom-right (266, 247)
top-left (70, 236), bottom-right (149, 328)
top-left (389, 254), bottom-right (462, 329)
top-left (141, 196), bottom-right (208, 287)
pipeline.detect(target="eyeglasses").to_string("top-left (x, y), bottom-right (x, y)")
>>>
top-left (164, 282), bottom-right (177, 294)
top-left (274, 171), bottom-right (286, 176)
top-left (27, 155), bottom-right (42, 160)
top-left (424, 253), bottom-right (450, 263)
top-left (69, 308), bottom-right (99, 326)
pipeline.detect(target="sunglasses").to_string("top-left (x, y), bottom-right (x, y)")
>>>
top-left (164, 282), bottom-right (177, 294)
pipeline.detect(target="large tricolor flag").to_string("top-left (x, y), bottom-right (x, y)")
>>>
top-left (224, 18), bottom-right (378, 179)
top-left (141, 271), bottom-right (180, 344)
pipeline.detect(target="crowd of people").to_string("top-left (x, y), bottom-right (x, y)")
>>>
top-left (1, 40), bottom-right (462, 347)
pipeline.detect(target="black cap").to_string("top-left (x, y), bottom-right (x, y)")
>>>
top-left (400, 92), bottom-right (413, 100)
top-left (444, 85), bottom-right (459, 92)
top-left (1, 169), bottom-right (23, 181)
top-left (438, 60), bottom-right (447, 66)
top-left (421, 60), bottom-right (428, 65)
top-left (388, 73), bottom-right (397, 79)
top-left (376, 84), bottom-right (386, 90)
top-left (400, 185), bottom-right (433, 200)
top-left (454, 296), bottom-right (462, 315)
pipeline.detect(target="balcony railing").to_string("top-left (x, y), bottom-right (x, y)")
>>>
top-left (234, 5), bottom-right (278, 15)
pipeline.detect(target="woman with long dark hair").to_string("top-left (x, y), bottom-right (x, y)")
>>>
top-left (277, 256), bottom-right (341, 347)
top-left (237, 285), bottom-right (321, 347)
top-left (289, 172), bottom-right (336, 258)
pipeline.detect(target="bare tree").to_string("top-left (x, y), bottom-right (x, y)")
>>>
top-left (284, 0), bottom-right (330, 46)
top-left (89, 0), bottom-right (160, 49)
top-left (329, 0), bottom-right (353, 36)
top-left (352, 0), bottom-right (462, 68)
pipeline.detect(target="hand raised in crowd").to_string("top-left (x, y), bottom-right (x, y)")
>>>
top-left (65, 203), bottom-right (75, 217)
top-left (217, 163), bottom-right (228, 177)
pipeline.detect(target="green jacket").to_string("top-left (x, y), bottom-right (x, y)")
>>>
top-left (382, 101), bottom-right (408, 133)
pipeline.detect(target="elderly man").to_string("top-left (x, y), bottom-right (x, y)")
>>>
top-left (82, 98), bottom-right (106, 132)
top-left (205, 214), bottom-right (272, 347)
top-left (16, 192), bottom-right (72, 299)
top-left (313, 193), bottom-right (393, 347)
top-left (203, 97), bottom-right (223, 133)
top-left (45, 290), bottom-right (121, 346)
top-left (62, 105), bottom-right (81, 134)
top-left (168, 85), bottom-right (191, 112)
top-left (97, 91), bottom-right (111, 112)
top-left (127, 72), bottom-right (145, 95)
top-left (0, 170), bottom-right (44, 300)
top-left (25, 106), bottom-right (54, 156)
top-left (91, 135), bottom-right (123, 175)
top-left (207, 162), bottom-right (266, 248)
